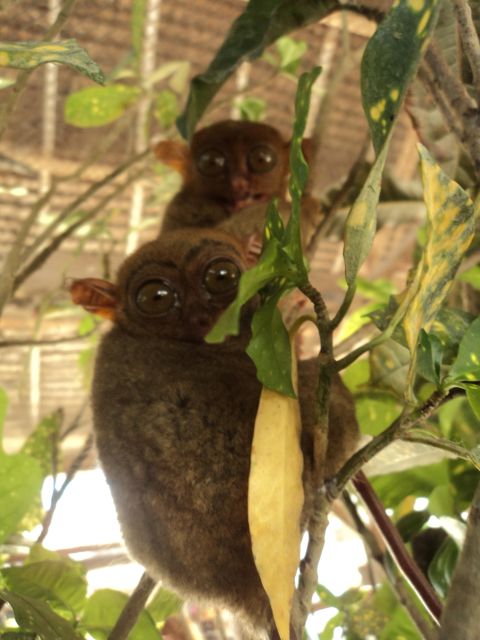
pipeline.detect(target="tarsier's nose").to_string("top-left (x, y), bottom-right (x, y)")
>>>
top-left (231, 175), bottom-right (250, 195)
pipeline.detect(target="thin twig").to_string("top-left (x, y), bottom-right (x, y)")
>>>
top-left (400, 431), bottom-right (479, 468)
top-left (61, 399), bottom-right (89, 440)
top-left (107, 572), bottom-right (157, 640)
top-left (0, 0), bottom-right (79, 140)
top-left (14, 167), bottom-right (144, 292)
top-left (19, 149), bottom-right (151, 266)
top-left (424, 43), bottom-right (476, 115)
top-left (451, 0), bottom-right (480, 102)
top-left (417, 66), bottom-right (465, 141)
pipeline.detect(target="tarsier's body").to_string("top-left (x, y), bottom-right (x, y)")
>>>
top-left (155, 120), bottom-right (322, 246)
top-left (72, 230), bottom-right (358, 636)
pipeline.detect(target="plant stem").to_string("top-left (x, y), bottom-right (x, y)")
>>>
top-left (400, 432), bottom-right (480, 469)
top-left (107, 572), bottom-right (157, 640)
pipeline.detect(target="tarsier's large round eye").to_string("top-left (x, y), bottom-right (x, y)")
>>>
top-left (247, 145), bottom-right (277, 173)
top-left (196, 149), bottom-right (227, 176)
top-left (135, 280), bottom-right (178, 316)
top-left (203, 259), bottom-right (241, 295)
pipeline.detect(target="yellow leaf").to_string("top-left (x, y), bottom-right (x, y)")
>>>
top-left (248, 346), bottom-right (304, 640)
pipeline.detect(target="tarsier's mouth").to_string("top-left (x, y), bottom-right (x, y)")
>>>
top-left (229, 193), bottom-right (270, 212)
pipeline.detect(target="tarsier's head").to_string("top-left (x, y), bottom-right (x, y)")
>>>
top-left (70, 229), bottom-right (259, 343)
top-left (154, 120), bottom-right (312, 214)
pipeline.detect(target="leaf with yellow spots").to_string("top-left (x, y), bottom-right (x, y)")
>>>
top-left (402, 145), bottom-right (475, 369)
top-left (248, 335), bottom-right (303, 640)
top-left (64, 84), bottom-right (140, 128)
top-left (445, 317), bottom-right (480, 384)
top-left (362, 0), bottom-right (440, 154)
top-left (0, 39), bottom-right (104, 84)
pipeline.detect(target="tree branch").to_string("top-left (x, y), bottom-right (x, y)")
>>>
top-left (107, 571), bottom-right (157, 640)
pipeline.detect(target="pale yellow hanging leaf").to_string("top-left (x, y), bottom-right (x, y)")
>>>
top-left (248, 349), bottom-right (304, 640)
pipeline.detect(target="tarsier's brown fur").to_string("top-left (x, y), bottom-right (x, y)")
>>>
top-left (73, 229), bottom-right (359, 638)
top-left (155, 120), bottom-right (323, 248)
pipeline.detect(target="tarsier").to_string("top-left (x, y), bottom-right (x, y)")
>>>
top-left (71, 228), bottom-right (359, 638)
top-left (154, 119), bottom-right (323, 248)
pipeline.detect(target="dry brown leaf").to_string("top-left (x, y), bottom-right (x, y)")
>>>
top-left (248, 350), bottom-right (304, 640)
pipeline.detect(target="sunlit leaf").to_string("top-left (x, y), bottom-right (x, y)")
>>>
top-left (458, 265), bottom-right (480, 289)
top-left (2, 558), bottom-right (87, 620)
top-left (132, 0), bottom-right (146, 65)
top-left (21, 410), bottom-right (62, 476)
top-left (0, 40), bottom-right (104, 84)
top-left (81, 589), bottom-right (158, 640)
top-left (154, 89), bottom-right (178, 129)
top-left (0, 386), bottom-right (7, 437)
top-left (402, 146), bottom-right (475, 374)
top-left (466, 385), bottom-right (480, 420)
top-left (64, 84), bottom-right (140, 128)
top-left (274, 36), bottom-right (307, 75)
top-left (361, 0), bottom-right (440, 154)
top-left (1, 591), bottom-right (83, 640)
top-left (355, 393), bottom-right (402, 436)
top-left (234, 95), bottom-right (266, 121)
top-left (177, 0), bottom-right (336, 138)
top-left (147, 588), bottom-right (182, 626)
top-left (0, 452), bottom-right (43, 543)
top-left (248, 342), bottom-right (303, 640)
top-left (371, 461), bottom-right (449, 507)
top-left (445, 317), bottom-right (480, 384)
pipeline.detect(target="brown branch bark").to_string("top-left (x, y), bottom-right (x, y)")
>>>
top-left (107, 571), bottom-right (157, 640)
top-left (439, 479), bottom-right (480, 639)
top-left (353, 471), bottom-right (442, 624)
top-left (451, 0), bottom-right (480, 102)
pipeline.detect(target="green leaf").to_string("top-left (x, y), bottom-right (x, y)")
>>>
top-left (177, 0), bottom-right (336, 138)
top-left (1, 591), bottom-right (83, 640)
top-left (275, 36), bottom-right (307, 75)
top-left (154, 89), bottom-right (179, 129)
top-left (316, 584), bottom-right (342, 608)
top-left (64, 84), bottom-right (140, 128)
top-left (445, 317), bottom-right (480, 384)
top-left (234, 95), bottom-right (266, 121)
top-left (466, 385), bottom-right (480, 419)
top-left (0, 40), bottom-right (104, 84)
top-left (361, 0), bottom-right (440, 154)
top-left (371, 461), bottom-right (449, 507)
top-left (355, 393), bottom-right (402, 437)
top-left (342, 359), bottom-right (370, 393)
top-left (246, 294), bottom-right (294, 396)
top-left (428, 537), bottom-right (459, 598)
top-left (402, 146), bottom-right (475, 374)
top-left (458, 265), bottom-right (480, 289)
top-left (81, 589), bottom-right (159, 640)
top-left (429, 484), bottom-right (455, 517)
top-left (147, 588), bottom-right (182, 626)
top-left (2, 558), bottom-right (87, 620)
top-left (0, 386), bottom-right (7, 439)
top-left (0, 451), bottom-right (43, 543)
top-left (417, 330), bottom-right (443, 384)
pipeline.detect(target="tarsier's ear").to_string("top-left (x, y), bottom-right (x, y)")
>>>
top-left (69, 278), bottom-right (118, 321)
top-left (153, 140), bottom-right (191, 179)
top-left (242, 233), bottom-right (264, 268)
